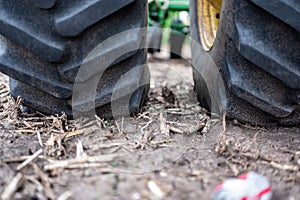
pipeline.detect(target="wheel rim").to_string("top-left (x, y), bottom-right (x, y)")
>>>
top-left (197, 0), bottom-right (222, 51)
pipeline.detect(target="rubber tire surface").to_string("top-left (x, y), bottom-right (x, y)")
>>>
top-left (190, 0), bottom-right (300, 125)
top-left (0, 0), bottom-right (149, 118)
top-left (148, 22), bottom-right (163, 54)
top-left (170, 31), bottom-right (185, 59)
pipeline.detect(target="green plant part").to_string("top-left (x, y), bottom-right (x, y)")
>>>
top-left (148, 0), bottom-right (190, 58)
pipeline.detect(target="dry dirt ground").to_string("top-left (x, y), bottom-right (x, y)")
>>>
top-left (0, 52), bottom-right (300, 200)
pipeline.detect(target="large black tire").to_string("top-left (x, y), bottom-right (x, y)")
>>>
top-left (148, 22), bottom-right (163, 54)
top-left (0, 0), bottom-right (149, 118)
top-left (170, 30), bottom-right (185, 59)
top-left (190, 0), bottom-right (300, 125)
top-left (169, 17), bottom-right (186, 59)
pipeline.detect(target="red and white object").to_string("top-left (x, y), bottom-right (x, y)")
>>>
top-left (212, 172), bottom-right (272, 200)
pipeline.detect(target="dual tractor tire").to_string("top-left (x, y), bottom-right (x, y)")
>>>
top-left (190, 0), bottom-right (300, 125)
top-left (0, 0), bottom-right (149, 118)
top-left (0, 0), bottom-right (299, 125)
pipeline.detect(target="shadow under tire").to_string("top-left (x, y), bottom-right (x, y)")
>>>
top-left (190, 0), bottom-right (300, 125)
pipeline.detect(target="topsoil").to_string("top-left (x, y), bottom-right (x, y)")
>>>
top-left (0, 55), bottom-right (299, 200)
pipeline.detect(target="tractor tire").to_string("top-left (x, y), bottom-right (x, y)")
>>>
top-left (148, 22), bottom-right (163, 54)
top-left (0, 0), bottom-right (149, 118)
top-left (170, 30), bottom-right (185, 59)
top-left (190, 0), bottom-right (300, 125)
top-left (170, 17), bottom-right (186, 59)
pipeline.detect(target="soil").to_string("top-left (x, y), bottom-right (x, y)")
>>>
top-left (0, 53), bottom-right (299, 200)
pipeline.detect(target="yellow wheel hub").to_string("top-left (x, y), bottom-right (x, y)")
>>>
top-left (197, 0), bottom-right (222, 51)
